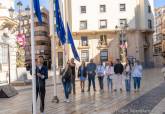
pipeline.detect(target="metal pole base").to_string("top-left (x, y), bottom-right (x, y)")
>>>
top-left (52, 96), bottom-right (59, 103)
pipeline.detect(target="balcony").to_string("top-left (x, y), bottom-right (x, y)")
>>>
top-left (97, 41), bottom-right (108, 49)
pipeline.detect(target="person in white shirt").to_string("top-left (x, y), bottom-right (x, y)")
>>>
top-left (96, 62), bottom-right (105, 92)
top-left (105, 61), bottom-right (114, 91)
top-left (132, 60), bottom-right (143, 92)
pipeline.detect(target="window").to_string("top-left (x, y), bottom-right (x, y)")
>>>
top-left (81, 36), bottom-right (88, 46)
top-left (148, 19), bottom-right (152, 29)
top-left (0, 45), bottom-right (8, 64)
top-left (36, 41), bottom-right (49, 46)
top-left (148, 5), bottom-right (151, 13)
top-left (120, 19), bottom-right (127, 26)
top-left (99, 35), bottom-right (107, 45)
top-left (81, 50), bottom-right (89, 62)
top-left (81, 6), bottom-right (86, 13)
top-left (80, 21), bottom-right (87, 30)
top-left (34, 31), bottom-right (48, 37)
top-left (100, 50), bottom-right (108, 61)
top-left (100, 20), bottom-right (107, 29)
top-left (100, 5), bottom-right (106, 12)
top-left (120, 4), bottom-right (126, 11)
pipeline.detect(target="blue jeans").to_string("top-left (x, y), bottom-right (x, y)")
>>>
top-left (125, 79), bottom-right (131, 92)
top-left (98, 76), bottom-right (104, 90)
top-left (107, 77), bottom-right (113, 91)
top-left (63, 80), bottom-right (71, 99)
top-left (133, 77), bottom-right (141, 90)
top-left (88, 75), bottom-right (96, 90)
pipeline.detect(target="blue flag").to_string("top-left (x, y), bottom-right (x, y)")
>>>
top-left (55, 0), bottom-right (66, 45)
top-left (33, 0), bottom-right (42, 25)
top-left (67, 23), bottom-right (80, 61)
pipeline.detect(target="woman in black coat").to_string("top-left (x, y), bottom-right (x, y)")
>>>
top-left (78, 61), bottom-right (87, 92)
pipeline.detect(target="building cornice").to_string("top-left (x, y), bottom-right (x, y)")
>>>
top-left (72, 29), bottom-right (154, 36)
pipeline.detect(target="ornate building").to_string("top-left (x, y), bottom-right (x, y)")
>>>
top-left (24, 7), bottom-right (51, 69)
top-left (0, 0), bottom-right (18, 84)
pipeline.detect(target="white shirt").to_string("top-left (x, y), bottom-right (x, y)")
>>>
top-left (125, 64), bottom-right (131, 72)
top-left (105, 66), bottom-right (114, 76)
top-left (132, 64), bottom-right (143, 77)
top-left (96, 65), bottom-right (105, 76)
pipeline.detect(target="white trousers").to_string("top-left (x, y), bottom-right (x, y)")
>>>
top-left (113, 74), bottom-right (124, 90)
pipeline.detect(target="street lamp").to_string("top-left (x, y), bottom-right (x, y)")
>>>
top-left (115, 23), bottom-right (128, 63)
top-left (8, 7), bottom-right (14, 18)
top-left (25, 6), bottom-right (30, 16)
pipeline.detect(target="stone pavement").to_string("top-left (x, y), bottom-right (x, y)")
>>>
top-left (0, 68), bottom-right (165, 114)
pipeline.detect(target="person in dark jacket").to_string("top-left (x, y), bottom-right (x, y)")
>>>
top-left (70, 58), bottom-right (76, 94)
top-left (87, 59), bottom-right (97, 92)
top-left (62, 60), bottom-right (72, 103)
top-left (78, 61), bottom-right (87, 92)
top-left (32, 56), bottom-right (48, 114)
top-left (113, 59), bottom-right (124, 92)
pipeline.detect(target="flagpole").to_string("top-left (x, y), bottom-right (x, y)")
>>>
top-left (30, 0), bottom-right (37, 113)
top-left (49, 0), bottom-right (59, 103)
top-left (64, 0), bottom-right (69, 61)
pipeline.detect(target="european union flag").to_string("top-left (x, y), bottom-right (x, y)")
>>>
top-left (55, 0), bottom-right (66, 45)
top-left (67, 23), bottom-right (80, 61)
top-left (33, 0), bottom-right (42, 25)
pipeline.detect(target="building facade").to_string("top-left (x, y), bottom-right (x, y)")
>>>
top-left (0, 0), bottom-right (18, 83)
top-left (24, 7), bottom-right (51, 68)
top-left (153, 6), bottom-right (165, 66)
top-left (65, 0), bottom-right (154, 67)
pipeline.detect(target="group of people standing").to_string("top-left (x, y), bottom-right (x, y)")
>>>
top-left (61, 58), bottom-right (143, 103)
top-left (31, 56), bottom-right (143, 113)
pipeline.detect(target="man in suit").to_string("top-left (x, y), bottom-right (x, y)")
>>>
top-left (33, 56), bottom-right (48, 114)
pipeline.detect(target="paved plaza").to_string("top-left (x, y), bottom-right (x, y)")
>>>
top-left (0, 68), bottom-right (165, 114)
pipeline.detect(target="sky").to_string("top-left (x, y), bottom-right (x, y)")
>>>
top-left (14, 0), bottom-right (49, 10)
top-left (154, 0), bottom-right (165, 8)
top-left (14, 0), bottom-right (165, 10)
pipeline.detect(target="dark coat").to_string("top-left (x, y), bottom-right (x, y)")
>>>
top-left (30, 65), bottom-right (48, 88)
top-left (78, 66), bottom-right (87, 78)
top-left (114, 63), bottom-right (124, 74)
top-left (62, 65), bottom-right (72, 82)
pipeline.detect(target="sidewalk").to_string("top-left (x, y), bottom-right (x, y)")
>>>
top-left (0, 68), bottom-right (164, 114)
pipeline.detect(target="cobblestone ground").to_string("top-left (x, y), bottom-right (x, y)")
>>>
top-left (0, 68), bottom-right (164, 114)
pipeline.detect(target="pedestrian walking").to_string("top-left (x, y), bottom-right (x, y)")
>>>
top-left (114, 59), bottom-right (124, 92)
top-left (70, 58), bottom-right (76, 94)
top-left (62, 60), bottom-right (72, 103)
top-left (78, 61), bottom-right (87, 92)
top-left (87, 59), bottom-right (97, 92)
top-left (132, 60), bottom-right (143, 92)
top-left (32, 56), bottom-right (48, 114)
top-left (124, 60), bottom-right (132, 92)
top-left (105, 61), bottom-right (114, 91)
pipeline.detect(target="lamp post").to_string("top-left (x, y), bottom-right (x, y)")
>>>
top-left (115, 23), bottom-right (128, 63)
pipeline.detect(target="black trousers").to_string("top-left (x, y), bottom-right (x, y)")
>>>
top-left (98, 77), bottom-right (104, 90)
top-left (36, 85), bottom-right (46, 113)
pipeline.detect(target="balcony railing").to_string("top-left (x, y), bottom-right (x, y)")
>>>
top-left (78, 44), bottom-right (89, 49)
top-left (97, 41), bottom-right (108, 49)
